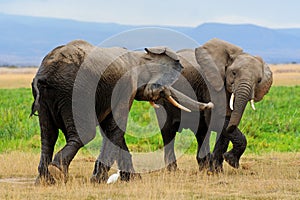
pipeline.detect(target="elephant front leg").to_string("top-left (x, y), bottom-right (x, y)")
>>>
top-left (94, 133), bottom-right (138, 182)
top-left (212, 133), bottom-right (230, 173)
top-left (211, 116), bottom-right (231, 173)
top-left (195, 123), bottom-right (211, 172)
top-left (116, 141), bottom-right (139, 182)
top-left (90, 136), bottom-right (116, 183)
top-left (161, 121), bottom-right (178, 172)
top-left (92, 113), bottom-right (138, 183)
top-left (162, 134), bottom-right (177, 172)
top-left (112, 125), bottom-right (138, 181)
top-left (223, 127), bottom-right (247, 169)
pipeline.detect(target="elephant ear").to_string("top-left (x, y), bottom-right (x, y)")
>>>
top-left (195, 38), bottom-right (244, 92)
top-left (145, 46), bottom-right (179, 61)
top-left (254, 60), bottom-right (273, 102)
top-left (195, 46), bottom-right (224, 92)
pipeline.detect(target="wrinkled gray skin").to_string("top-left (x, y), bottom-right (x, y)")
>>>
top-left (31, 40), bottom-right (212, 185)
top-left (156, 38), bottom-right (273, 172)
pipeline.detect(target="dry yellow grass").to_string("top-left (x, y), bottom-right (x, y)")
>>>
top-left (270, 64), bottom-right (300, 86)
top-left (0, 68), bottom-right (37, 88)
top-left (0, 152), bottom-right (299, 199)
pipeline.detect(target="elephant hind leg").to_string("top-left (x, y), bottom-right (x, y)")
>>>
top-left (36, 102), bottom-right (59, 185)
top-left (49, 106), bottom-right (87, 183)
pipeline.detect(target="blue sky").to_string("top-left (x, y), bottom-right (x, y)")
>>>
top-left (0, 0), bottom-right (300, 28)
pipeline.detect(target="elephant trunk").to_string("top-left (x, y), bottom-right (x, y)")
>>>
top-left (227, 81), bottom-right (252, 132)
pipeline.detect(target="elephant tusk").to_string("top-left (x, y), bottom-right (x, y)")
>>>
top-left (149, 101), bottom-right (160, 109)
top-left (250, 99), bottom-right (256, 111)
top-left (167, 96), bottom-right (191, 112)
top-left (229, 93), bottom-right (235, 110)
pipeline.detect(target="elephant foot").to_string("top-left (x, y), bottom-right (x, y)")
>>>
top-left (205, 162), bottom-right (224, 175)
top-left (48, 163), bottom-right (68, 184)
top-left (197, 153), bottom-right (211, 172)
top-left (90, 174), bottom-right (108, 184)
top-left (223, 151), bottom-right (240, 169)
top-left (198, 160), bottom-right (209, 172)
top-left (90, 161), bottom-right (110, 184)
top-left (211, 156), bottom-right (224, 174)
top-left (35, 174), bottom-right (56, 186)
top-left (206, 166), bottom-right (224, 175)
top-left (90, 171), bottom-right (108, 184)
top-left (166, 162), bottom-right (177, 172)
top-left (120, 171), bottom-right (141, 182)
top-left (213, 162), bottom-right (224, 173)
top-left (206, 161), bottom-right (223, 175)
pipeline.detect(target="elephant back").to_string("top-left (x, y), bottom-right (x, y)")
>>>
top-left (35, 40), bottom-right (95, 90)
top-left (80, 46), bottom-right (129, 78)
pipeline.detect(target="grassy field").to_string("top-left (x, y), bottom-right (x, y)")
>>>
top-left (0, 65), bottom-right (299, 199)
top-left (0, 86), bottom-right (299, 154)
top-left (0, 152), bottom-right (299, 199)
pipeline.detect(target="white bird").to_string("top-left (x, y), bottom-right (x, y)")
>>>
top-left (107, 170), bottom-right (120, 184)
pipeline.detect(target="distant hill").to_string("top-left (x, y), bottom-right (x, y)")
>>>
top-left (1, 13), bottom-right (299, 66)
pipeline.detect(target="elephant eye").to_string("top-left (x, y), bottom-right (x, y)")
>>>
top-left (258, 78), bottom-right (262, 83)
top-left (232, 71), bottom-right (236, 76)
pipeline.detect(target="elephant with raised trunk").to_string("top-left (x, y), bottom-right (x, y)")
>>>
top-left (31, 40), bottom-right (213, 184)
top-left (156, 38), bottom-right (272, 172)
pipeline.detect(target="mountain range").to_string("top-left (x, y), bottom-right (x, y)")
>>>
top-left (1, 13), bottom-right (300, 66)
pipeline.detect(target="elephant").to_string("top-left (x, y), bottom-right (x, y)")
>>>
top-left (30, 40), bottom-right (213, 184)
top-left (154, 38), bottom-right (273, 172)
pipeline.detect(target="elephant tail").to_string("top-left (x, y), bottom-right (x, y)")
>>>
top-left (30, 77), bottom-right (40, 117)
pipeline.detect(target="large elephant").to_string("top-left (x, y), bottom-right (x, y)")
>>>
top-left (155, 38), bottom-right (273, 172)
top-left (31, 40), bottom-right (213, 184)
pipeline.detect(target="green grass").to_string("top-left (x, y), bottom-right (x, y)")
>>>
top-left (0, 89), bottom-right (39, 152)
top-left (240, 86), bottom-right (300, 153)
top-left (0, 86), bottom-right (299, 154)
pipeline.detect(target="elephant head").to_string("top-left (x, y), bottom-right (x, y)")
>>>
top-left (195, 38), bottom-right (273, 131)
top-left (141, 46), bottom-right (183, 89)
top-left (135, 46), bottom-right (214, 112)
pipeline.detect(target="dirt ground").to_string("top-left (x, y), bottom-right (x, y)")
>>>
top-left (0, 152), bottom-right (299, 199)
top-left (0, 64), bottom-right (300, 88)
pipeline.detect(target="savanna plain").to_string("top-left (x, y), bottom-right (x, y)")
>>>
top-left (0, 65), bottom-right (299, 199)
